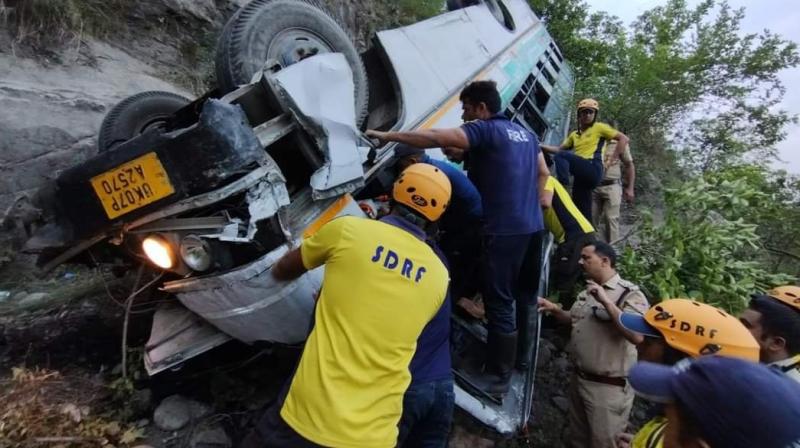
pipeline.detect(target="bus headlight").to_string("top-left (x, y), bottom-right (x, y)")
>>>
top-left (179, 235), bottom-right (213, 272)
top-left (142, 235), bottom-right (175, 269)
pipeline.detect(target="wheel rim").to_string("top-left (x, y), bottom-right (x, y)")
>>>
top-left (138, 116), bottom-right (171, 134)
top-left (266, 28), bottom-right (334, 68)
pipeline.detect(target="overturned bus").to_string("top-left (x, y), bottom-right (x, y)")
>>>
top-left (22, 0), bottom-right (574, 436)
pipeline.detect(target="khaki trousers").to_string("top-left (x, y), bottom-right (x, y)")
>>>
top-left (592, 183), bottom-right (622, 243)
top-left (567, 374), bottom-right (634, 448)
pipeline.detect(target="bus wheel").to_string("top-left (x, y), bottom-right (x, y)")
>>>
top-left (215, 0), bottom-right (369, 126)
top-left (98, 91), bottom-right (190, 152)
top-left (446, 0), bottom-right (515, 31)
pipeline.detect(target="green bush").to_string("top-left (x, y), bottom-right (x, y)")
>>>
top-left (619, 172), bottom-right (796, 313)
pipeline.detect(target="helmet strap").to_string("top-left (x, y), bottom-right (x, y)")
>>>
top-left (392, 202), bottom-right (430, 230)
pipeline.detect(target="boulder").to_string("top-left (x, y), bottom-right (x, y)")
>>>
top-left (190, 426), bottom-right (232, 448)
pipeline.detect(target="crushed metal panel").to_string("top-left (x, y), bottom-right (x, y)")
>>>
top-left (245, 176), bottom-right (291, 240)
top-left (162, 246), bottom-right (322, 344)
top-left (271, 53), bottom-right (366, 199)
top-left (145, 303), bottom-right (232, 375)
top-left (454, 371), bottom-right (528, 435)
top-left (160, 194), bottom-right (367, 346)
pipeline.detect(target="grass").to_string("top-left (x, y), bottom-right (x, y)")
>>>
top-left (2, 0), bottom-right (130, 48)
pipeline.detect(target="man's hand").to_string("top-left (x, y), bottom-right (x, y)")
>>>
top-left (615, 432), bottom-right (633, 448)
top-left (537, 297), bottom-right (560, 313)
top-left (585, 280), bottom-right (610, 305)
top-left (623, 187), bottom-right (634, 203)
top-left (365, 129), bottom-right (389, 146)
top-left (442, 146), bottom-right (465, 162)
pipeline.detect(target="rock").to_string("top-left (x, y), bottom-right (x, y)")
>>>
top-left (537, 344), bottom-right (553, 366)
top-left (0, 290), bottom-right (10, 302)
top-left (153, 394), bottom-right (212, 431)
top-left (189, 399), bottom-right (212, 420)
top-left (449, 425), bottom-right (494, 448)
top-left (551, 395), bottom-right (570, 413)
top-left (17, 292), bottom-right (51, 308)
top-left (190, 426), bottom-right (232, 448)
top-left (130, 388), bottom-right (153, 416)
top-left (132, 445), bottom-right (156, 448)
top-left (154, 395), bottom-right (192, 431)
top-left (553, 355), bottom-right (571, 375)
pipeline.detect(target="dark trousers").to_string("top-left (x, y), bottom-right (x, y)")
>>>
top-left (240, 379), bottom-right (321, 448)
top-left (398, 378), bottom-right (455, 448)
top-left (551, 232), bottom-right (596, 309)
top-left (554, 151), bottom-right (603, 221)
top-left (439, 220), bottom-right (482, 300)
top-left (482, 231), bottom-right (544, 334)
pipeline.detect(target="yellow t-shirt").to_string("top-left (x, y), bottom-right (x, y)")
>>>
top-left (280, 216), bottom-right (449, 448)
top-left (543, 176), bottom-right (594, 243)
top-left (632, 416), bottom-right (667, 448)
top-left (562, 122), bottom-right (619, 160)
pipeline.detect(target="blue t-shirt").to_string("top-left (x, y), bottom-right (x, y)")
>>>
top-left (380, 215), bottom-right (452, 384)
top-left (462, 114), bottom-right (544, 235)
top-left (422, 155), bottom-right (483, 230)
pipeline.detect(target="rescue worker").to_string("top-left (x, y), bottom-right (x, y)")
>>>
top-left (591, 121), bottom-right (635, 243)
top-left (399, 280), bottom-right (454, 447)
top-left (242, 164), bottom-right (451, 448)
top-left (394, 145), bottom-right (483, 304)
top-left (740, 285), bottom-right (800, 382)
top-left (541, 99), bottom-right (629, 222)
top-left (615, 299), bottom-right (760, 448)
top-left (629, 356), bottom-right (800, 448)
top-left (540, 175), bottom-right (596, 308)
top-left (537, 241), bottom-right (648, 448)
top-left (367, 80), bottom-right (550, 397)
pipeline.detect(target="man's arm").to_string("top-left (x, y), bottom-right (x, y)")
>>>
top-left (540, 143), bottom-right (569, 154)
top-left (537, 151), bottom-right (550, 205)
top-left (271, 247), bottom-right (308, 281)
top-left (366, 128), bottom-right (470, 150)
top-left (622, 159), bottom-right (635, 203)
top-left (609, 132), bottom-right (629, 163)
top-left (585, 280), bottom-right (644, 344)
top-left (540, 189), bottom-right (554, 208)
top-left (538, 297), bottom-right (572, 326)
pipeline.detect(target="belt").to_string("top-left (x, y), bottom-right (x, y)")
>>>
top-left (578, 370), bottom-right (627, 387)
top-left (599, 179), bottom-right (620, 186)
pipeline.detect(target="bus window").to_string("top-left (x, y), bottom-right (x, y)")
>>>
top-left (548, 55), bottom-right (560, 72)
top-left (522, 101), bottom-right (548, 138)
top-left (541, 66), bottom-right (555, 86)
top-left (532, 81), bottom-right (550, 111)
top-left (549, 42), bottom-right (564, 63)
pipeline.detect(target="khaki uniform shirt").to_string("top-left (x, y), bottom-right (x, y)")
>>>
top-left (602, 141), bottom-right (633, 181)
top-left (568, 274), bottom-right (649, 377)
top-left (771, 355), bottom-right (800, 384)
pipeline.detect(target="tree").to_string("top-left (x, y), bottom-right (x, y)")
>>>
top-left (618, 169), bottom-right (796, 313)
top-left (530, 0), bottom-right (798, 175)
top-left (530, 0), bottom-right (800, 312)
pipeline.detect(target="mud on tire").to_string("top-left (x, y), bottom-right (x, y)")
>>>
top-left (215, 0), bottom-right (369, 126)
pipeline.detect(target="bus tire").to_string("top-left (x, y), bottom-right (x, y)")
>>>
top-left (216, 0), bottom-right (369, 126)
top-left (98, 91), bottom-right (190, 152)
top-left (446, 0), bottom-right (480, 10)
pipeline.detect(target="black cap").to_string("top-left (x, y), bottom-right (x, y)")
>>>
top-left (393, 144), bottom-right (425, 159)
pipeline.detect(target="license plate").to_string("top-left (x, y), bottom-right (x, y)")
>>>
top-left (90, 152), bottom-right (175, 219)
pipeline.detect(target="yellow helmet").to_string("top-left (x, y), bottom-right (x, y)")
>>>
top-left (577, 98), bottom-right (599, 111)
top-left (766, 285), bottom-right (800, 312)
top-left (393, 163), bottom-right (451, 222)
top-left (620, 299), bottom-right (760, 361)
